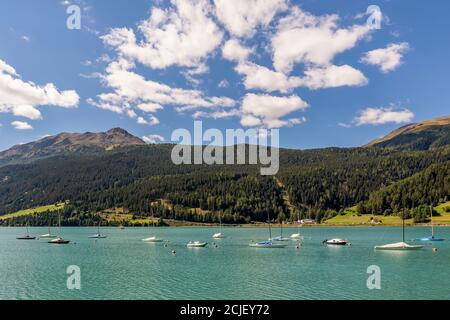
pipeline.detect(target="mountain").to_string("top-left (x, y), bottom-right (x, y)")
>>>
top-left (365, 116), bottom-right (450, 150)
top-left (0, 118), bottom-right (449, 226)
top-left (0, 128), bottom-right (145, 166)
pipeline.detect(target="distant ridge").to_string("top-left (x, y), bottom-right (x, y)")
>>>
top-left (0, 128), bottom-right (145, 165)
top-left (365, 115), bottom-right (450, 150)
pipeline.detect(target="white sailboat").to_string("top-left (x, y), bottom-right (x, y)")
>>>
top-left (89, 223), bottom-right (107, 239)
top-left (212, 212), bottom-right (225, 239)
top-left (40, 223), bottom-right (57, 239)
top-left (142, 219), bottom-right (163, 242)
top-left (290, 214), bottom-right (303, 240)
top-left (49, 211), bottom-right (70, 244)
top-left (375, 213), bottom-right (423, 251)
top-left (249, 212), bottom-right (287, 248)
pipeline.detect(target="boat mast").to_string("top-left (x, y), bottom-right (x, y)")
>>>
top-left (430, 205), bottom-right (434, 238)
top-left (267, 212), bottom-right (272, 240)
top-left (402, 210), bottom-right (405, 243)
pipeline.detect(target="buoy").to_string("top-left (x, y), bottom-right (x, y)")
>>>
top-left (433, 248), bottom-right (438, 252)
top-left (172, 250), bottom-right (176, 255)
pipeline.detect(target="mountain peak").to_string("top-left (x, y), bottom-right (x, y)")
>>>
top-left (366, 115), bottom-right (450, 150)
top-left (0, 128), bottom-right (145, 165)
top-left (106, 127), bottom-right (131, 135)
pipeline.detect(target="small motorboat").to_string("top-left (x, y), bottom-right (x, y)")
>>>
top-left (187, 241), bottom-right (207, 248)
top-left (142, 236), bottom-right (164, 242)
top-left (212, 232), bottom-right (225, 239)
top-left (48, 237), bottom-right (70, 244)
top-left (323, 238), bottom-right (348, 246)
top-left (249, 241), bottom-right (287, 248)
top-left (375, 242), bottom-right (423, 251)
top-left (119, 225), bottom-right (125, 230)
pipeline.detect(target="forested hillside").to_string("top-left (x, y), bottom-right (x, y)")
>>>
top-left (1, 118), bottom-right (450, 226)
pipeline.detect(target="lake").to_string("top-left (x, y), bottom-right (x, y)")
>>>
top-left (1, 226), bottom-right (449, 300)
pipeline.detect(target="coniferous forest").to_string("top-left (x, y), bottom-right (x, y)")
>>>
top-left (1, 136), bottom-right (449, 225)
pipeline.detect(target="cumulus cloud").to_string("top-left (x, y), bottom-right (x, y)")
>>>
top-left (193, 108), bottom-right (240, 119)
top-left (88, 58), bottom-right (236, 119)
top-left (11, 120), bottom-right (33, 130)
top-left (354, 107), bottom-right (414, 126)
top-left (241, 93), bottom-right (309, 128)
top-left (271, 7), bottom-right (371, 74)
top-left (361, 42), bottom-right (410, 73)
top-left (236, 62), bottom-right (367, 92)
top-left (222, 39), bottom-right (254, 62)
top-left (102, 0), bottom-right (222, 71)
top-left (142, 134), bottom-right (165, 144)
top-left (214, 0), bottom-right (287, 37)
top-left (0, 59), bottom-right (79, 120)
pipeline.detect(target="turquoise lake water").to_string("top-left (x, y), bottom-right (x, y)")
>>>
top-left (1, 226), bottom-right (449, 300)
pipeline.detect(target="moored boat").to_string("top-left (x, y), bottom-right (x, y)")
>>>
top-left (323, 238), bottom-right (348, 246)
top-left (249, 241), bottom-right (287, 248)
top-left (187, 241), bottom-right (208, 248)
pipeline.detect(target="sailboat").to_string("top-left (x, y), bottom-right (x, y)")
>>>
top-left (375, 213), bottom-right (423, 251)
top-left (40, 223), bottom-right (57, 239)
top-left (48, 211), bottom-right (70, 244)
top-left (249, 212), bottom-right (287, 248)
top-left (416, 206), bottom-right (445, 242)
top-left (212, 212), bottom-right (225, 239)
top-left (271, 221), bottom-right (290, 241)
top-left (17, 224), bottom-right (36, 240)
top-left (142, 219), bottom-right (163, 242)
top-left (89, 222), bottom-right (107, 239)
top-left (290, 214), bottom-right (303, 240)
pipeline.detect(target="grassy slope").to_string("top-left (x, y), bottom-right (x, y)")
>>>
top-left (324, 202), bottom-right (450, 226)
top-left (0, 203), bottom-right (65, 220)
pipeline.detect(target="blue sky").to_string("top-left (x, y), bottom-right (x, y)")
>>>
top-left (0, 0), bottom-right (449, 151)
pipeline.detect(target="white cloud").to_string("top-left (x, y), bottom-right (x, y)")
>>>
top-left (236, 62), bottom-right (367, 92)
top-left (271, 7), bottom-right (371, 74)
top-left (142, 134), bottom-right (165, 144)
top-left (222, 39), bottom-right (254, 62)
top-left (214, 0), bottom-right (287, 37)
top-left (89, 58), bottom-right (236, 118)
top-left (299, 64), bottom-right (368, 90)
top-left (0, 59), bottom-right (79, 120)
top-left (11, 121), bottom-right (33, 130)
top-left (354, 107), bottom-right (414, 126)
top-left (137, 103), bottom-right (163, 113)
top-left (241, 93), bottom-right (309, 128)
top-left (337, 122), bottom-right (351, 128)
top-left (193, 108), bottom-right (240, 119)
top-left (102, 0), bottom-right (223, 71)
top-left (361, 42), bottom-right (410, 73)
